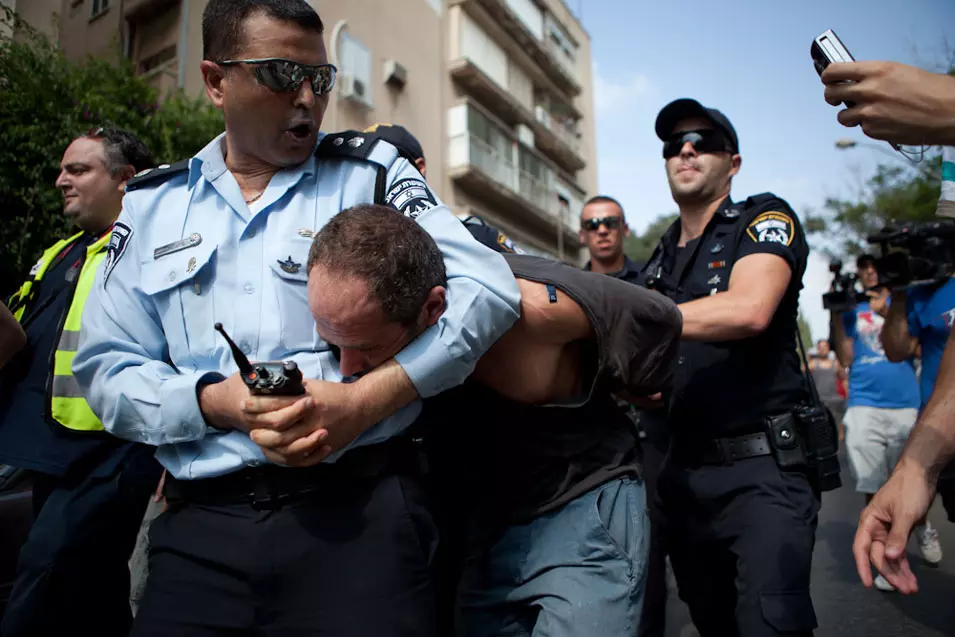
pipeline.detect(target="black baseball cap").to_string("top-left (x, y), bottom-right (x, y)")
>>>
top-left (654, 98), bottom-right (739, 153)
top-left (364, 123), bottom-right (424, 163)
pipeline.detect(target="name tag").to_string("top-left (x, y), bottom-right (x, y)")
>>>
top-left (153, 233), bottom-right (202, 260)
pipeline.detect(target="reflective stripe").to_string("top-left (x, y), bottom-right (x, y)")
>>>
top-left (58, 329), bottom-right (81, 352)
top-left (51, 374), bottom-right (85, 399)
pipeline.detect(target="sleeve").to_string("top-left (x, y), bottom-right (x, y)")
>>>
top-left (905, 288), bottom-right (923, 340)
top-left (842, 310), bottom-right (857, 340)
top-left (381, 159), bottom-right (521, 397)
top-left (736, 199), bottom-right (808, 276)
top-left (72, 197), bottom-right (222, 446)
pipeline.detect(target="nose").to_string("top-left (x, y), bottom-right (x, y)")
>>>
top-left (292, 79), bottom-right (316, 109)
top-left (679, 141), bottom-right (697, 159)
top-left (339, 348), bottom-right (369, 378)
top-left (55, 170), bottom-right (70, 190)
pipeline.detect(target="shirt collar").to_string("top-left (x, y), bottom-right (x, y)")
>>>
top-left (187, 131), bottom-right (323, 190)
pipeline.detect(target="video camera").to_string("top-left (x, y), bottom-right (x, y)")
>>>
top-left (866, 220), bottom-right (955, 289)
top-left (822, 260), bottom-right (867, 313)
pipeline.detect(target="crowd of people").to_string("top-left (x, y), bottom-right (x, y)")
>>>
top-left (1, 1), bottom-right (955, 636)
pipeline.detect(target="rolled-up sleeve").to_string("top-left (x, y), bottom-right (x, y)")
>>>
top-left (383, 161), bottom-right (521, 397)
top-left (73, 199), bottom-right (217, 446)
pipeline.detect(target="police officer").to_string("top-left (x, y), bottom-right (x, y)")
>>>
top-left (644, 99), bottom-right (817, 637)
top-left (0, 127), bottom-right (160, 637)
top-left (364, 123), bottom-right (428, 178)
top-left (71, 1), bottom-right (520, 635)
top-left (579, 195), bottom-right (642, 281)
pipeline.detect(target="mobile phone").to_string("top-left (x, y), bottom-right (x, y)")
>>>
top-left (811, 29), bottom-right (855, 77)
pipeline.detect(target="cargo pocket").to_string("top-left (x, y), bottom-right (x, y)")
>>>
top-left (759, 590), bottom-right (817, 633)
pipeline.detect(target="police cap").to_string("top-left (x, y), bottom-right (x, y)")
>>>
top-left (655, 98), bottom-right (739, 153)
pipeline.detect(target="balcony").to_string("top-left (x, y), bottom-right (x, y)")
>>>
top-left (455, 0), bottom-right (581, 98)
top-left (123, 0), bottom-right (178, 20)
top-left (448, 58), bottom-right (528, 128)
top-left (533, 105), bottom-right (585, 173)
top-left (448, 132), bottom-right (578, 243)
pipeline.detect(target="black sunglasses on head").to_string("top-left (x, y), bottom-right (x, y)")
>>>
top-left (217, 58), bottom-right (337, 95)
top-left (581, 216), bottom-right (624, 231)
top-left (663, 129), bottom-right (734, 159)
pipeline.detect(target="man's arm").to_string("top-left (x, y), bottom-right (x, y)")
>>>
top-left (881, 289), bottom-right (918, 362)
top-left (822, 61), bottom-right (955, 146)
top-left (0, 302), bottom-right (25, 370)
top-left (829, 311), bottom-right (854, 367)
top-left (679, 253), bottom-right (791, 341)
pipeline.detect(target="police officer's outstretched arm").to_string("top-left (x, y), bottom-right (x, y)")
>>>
top-left (679, 202), bottom-right (807, 341)
top-left (73, 200), bottom-right (226, 446)
top-left (0, 302), bottom-right (25, 370)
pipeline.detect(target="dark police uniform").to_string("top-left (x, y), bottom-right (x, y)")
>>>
top-left (644, 193), bottom-right (818, 637)
top-left (583, 255), bottom-right (643, 286)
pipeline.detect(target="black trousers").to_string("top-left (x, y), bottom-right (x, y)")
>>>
top-left (130, 472), bottom-right (439, 637)
top-left (1, 446), bottom-right (159, 637)
top-left (637, 431), bottom-right (669, 637)
top-left (660, 456), bottom-right (819, 637)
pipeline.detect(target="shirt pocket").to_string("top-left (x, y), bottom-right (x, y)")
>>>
top-left (268, 238), bottom-right (322, 352)
top-left (141, 243), bottom-right (218, 364)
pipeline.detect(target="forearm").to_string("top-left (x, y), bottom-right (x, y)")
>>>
top-left (881, 292), bottom-right (916, 362)
top-left (679, 292), bottom-right (769, 341)
top-left (829, 313), bottom-right (852, 366)
top-left (900, 330), bottom-right (955, 478)
top-left (349, 358), bottom-right (418, 429)
top-left (0, 303), bottom-right (25, 370)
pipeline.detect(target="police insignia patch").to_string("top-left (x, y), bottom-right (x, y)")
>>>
top-left (384, 178), bottom-right (438, 219)
top-left (746, 211), bottom-right (794, 246)
top-left (103, 221), bottom-right (133, 286)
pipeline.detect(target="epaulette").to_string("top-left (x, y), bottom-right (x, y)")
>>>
top-left (315, 130), bottom-right (383, 161)
top-left (126, 159), bottom-right (189, 191)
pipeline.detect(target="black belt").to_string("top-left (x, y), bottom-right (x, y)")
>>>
top-left (164, 435), bottom-right (424, 510)
top-left (671, 431), bottom-right (773, 466)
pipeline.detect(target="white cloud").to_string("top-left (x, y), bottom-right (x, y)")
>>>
top-left (593, 64), bottom-right (655, 112)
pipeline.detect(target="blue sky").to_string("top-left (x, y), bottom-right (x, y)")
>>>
top-left (573, 0), bottom-right (955, 341)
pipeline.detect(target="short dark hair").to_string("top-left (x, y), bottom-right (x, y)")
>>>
top-left (582, 195), bottom-right (624, 216)
top-left (307, 205), bottom-right (447, 328)
top-left (202, 0), bottom-right (324, 62)
top-left (856, 253), bottom-right (877, 268)
top-left (84, 127), bottom-right (154, 175)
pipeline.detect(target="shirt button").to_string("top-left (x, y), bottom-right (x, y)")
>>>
top-left (244, 283), bottom-right (255, 294)
top-left (678, 356), bottom-right (685, 365)
top-left (240, 341), bottom-right (252, 354)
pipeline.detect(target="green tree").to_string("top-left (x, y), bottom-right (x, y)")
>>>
top-left (0, 7), bottom-right (224, 297)
top-left (797, 311), bottom-right (814, 354)
top-left (624, 213), bottom-right (678, 264)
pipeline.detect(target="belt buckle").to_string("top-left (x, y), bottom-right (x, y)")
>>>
top-left (246, 473), bottom-right (290, 511)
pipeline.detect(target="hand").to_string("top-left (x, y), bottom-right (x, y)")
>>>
top-left (853, 458), bottom-right (936, 594)
top-left (822, 61), bottom-right (955, 146)
top-left (198, 372), bottom-right (309, 434)
top-left (867, 288), bottom-right (890, 317)
top-left (246, 379), bottom-right (366, 467)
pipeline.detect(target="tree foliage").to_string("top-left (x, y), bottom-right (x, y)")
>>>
top-left (624, 213), bottom-right (678, 265)
top-left (0, 7), bottom-right (224, 297)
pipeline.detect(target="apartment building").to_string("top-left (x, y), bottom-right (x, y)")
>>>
top-left (10, 0), bottom-right (597, 261)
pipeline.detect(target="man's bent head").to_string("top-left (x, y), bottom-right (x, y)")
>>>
top-left (306, 205), bottom-right (447, 377)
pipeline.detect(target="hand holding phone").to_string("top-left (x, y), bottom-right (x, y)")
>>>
top-left (812, 29), bottom-right (856, 106)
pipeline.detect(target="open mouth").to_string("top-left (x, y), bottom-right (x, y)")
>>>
top-left (286, 123), bottom-right (314, 140)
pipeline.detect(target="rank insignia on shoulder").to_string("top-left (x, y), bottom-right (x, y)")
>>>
top-left (125, 159), bottom-right (189, 192)
top-left (278, 256), bottom-right (301, 274)
top-left (316, 131), bottom-right (377, 160)
top-left (747, 211), bottom-right (794, 246)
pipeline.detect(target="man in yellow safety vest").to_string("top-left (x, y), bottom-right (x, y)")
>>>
top-left (0, 127), bottom-right (162, 637)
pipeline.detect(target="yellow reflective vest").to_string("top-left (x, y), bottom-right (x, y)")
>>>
top-left (8, 230), bottom-right (111, 432)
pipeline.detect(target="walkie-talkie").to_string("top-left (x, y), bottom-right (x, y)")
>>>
top-left (214, 323), bottom-right (305, 395)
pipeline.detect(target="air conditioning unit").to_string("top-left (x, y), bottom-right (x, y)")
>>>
top-left (339, 74), bottom-right (372, 108)
top-left (384, 60), bottom-right (407, 89)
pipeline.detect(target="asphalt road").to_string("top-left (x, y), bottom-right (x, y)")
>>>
top-left (664, 455), bottom-right (955, 637)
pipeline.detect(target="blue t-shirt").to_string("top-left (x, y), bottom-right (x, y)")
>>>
top-left (842, 301), bottom-right (920, 409)
top-left (907, 278), bottom-right (955, 409)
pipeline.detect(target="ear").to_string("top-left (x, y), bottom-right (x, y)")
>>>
top-left (729, 153), bottom-right (742, 178)
top-left (201, 60), bottom-right (228, 109)
top-left (115, 165), bottom-right (136, 193)
top-left (578, 228), bottom-right (586, 244)
top-left (419, 285), bottom-right (447, 329)
top-left (414, 157), bottom-right (427, 179)
top-left (623, 222), bottom-right (631, 238)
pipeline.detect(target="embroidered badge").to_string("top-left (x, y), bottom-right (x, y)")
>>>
top-left (278, 256), bottom-right (301, 274)
top-left (383, 178), bottom-right (438, 219)
top-left (103, 221), bottom-right (133, 286)
top-left (746, 211), bottom-right (794, 246)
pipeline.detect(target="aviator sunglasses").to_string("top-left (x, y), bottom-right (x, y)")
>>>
top-left (217, 58), bottom-right (337, 95)
top-left (662, 129), bottom-right (734, 159)
top-left (581, 216), bottom-right (624, 231)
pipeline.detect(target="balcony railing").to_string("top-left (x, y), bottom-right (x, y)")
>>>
top-left (534, 105), bottom-right (580, 154)
top-left (545, 38), bottom-right (580, 85)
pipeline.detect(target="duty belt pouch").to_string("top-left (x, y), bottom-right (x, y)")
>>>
top-left (764, 412), bottom-right (807, 469)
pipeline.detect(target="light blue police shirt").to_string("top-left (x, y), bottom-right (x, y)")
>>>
top-left (73, 132), bottom-right (521, 479)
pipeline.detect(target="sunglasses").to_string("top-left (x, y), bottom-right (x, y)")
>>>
top-left (217, 58), bottom-right (337, 95)
top-left (581, 216), bottom-right (624, 231)
top-left (662, 129), bottom-right (734, 159)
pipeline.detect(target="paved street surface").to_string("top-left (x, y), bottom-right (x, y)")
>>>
top-left (664, 455), bottom-right (955, 637)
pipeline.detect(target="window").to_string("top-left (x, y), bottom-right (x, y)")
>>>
top-left (339, 33), bottom-right (373, 107)
top-left (91, 0), bottom-right (109, 19)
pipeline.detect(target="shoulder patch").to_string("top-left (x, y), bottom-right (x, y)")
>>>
top-left (125, 159), bottom-right (189, 192)
top-left (746, 211), bottom-right (794, 246)
top-left (103, 222), bottom-right (133, 286)
top-left (384, 178), bottom-right (437, 219)
top-left (315, 130), bottom-right (378, 160)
